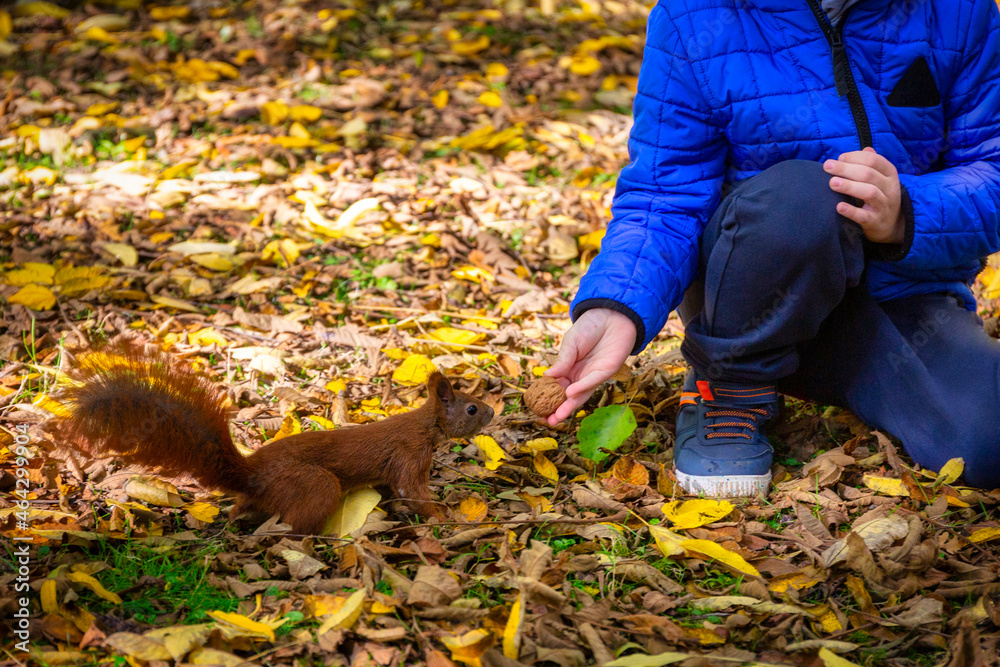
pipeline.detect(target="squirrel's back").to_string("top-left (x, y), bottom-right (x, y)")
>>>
top-left (54, 338), bottom-right (251, 492)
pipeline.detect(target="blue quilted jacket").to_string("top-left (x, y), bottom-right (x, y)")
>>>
top-left (572, 0), bottom-right (1000, 353)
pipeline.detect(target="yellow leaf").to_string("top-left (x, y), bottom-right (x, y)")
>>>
top-left (486, 62), bottom-right (508, 79)
top-left (819, 647), bottom-right (862, 667)
top-left (316, 590), bottom-right (366, 635)
top-left (324, 488), bottom-right (382, 537)
top-left (936, 457), bottom-right (964, 485)
top-left (83, 26), bottom-right (119, 43)
top-left (441, 629), bottom-right (494, 667)
top-left (862, 473), bottom-right (910, 497)
top-left (208, 611), bottom-right (276, 641)
top-left (473, 435), bottom-right (506, 471)
top-left (662, 499), bottom-right (735, 530)
top-left (479, 91), bottom-right (503, 107)
top-left (207, 61), bottom-right (238, 79)
top-left (518, 492), bottom-right (553, 513)
top-left (682, 627), bottom-right (726, 645)
top-left (392, 354), bottom-right (437, 386)
top-left (67, 572), bottom-right (122, 604)
top-left (144, 625), bottom-right (212, 662)
top-left (767, 569), bottom-right (826, 594)
top-left (188, 328), bottom-right (229, 347)
top-left (680, 539), bottom-right (761, 578)
top-left (4, 262), bottom-right (55, 286)
top-left (578, 229), bottom-right (605, 252)
top-left (452, 265), bottom-right (494, 283)
top-left (123, 478), bottom-right (183, 507)
top-left (55, 266), bottom-right (110, 297)
top-left (0, 10), bottom-right (11, 40)
top-left (41, 579), bottom-right (58, 613)
top-left (564, 54), bottom-right (601, 76)
top-left (325, 379), bottom-right (348, 393)
top-left (371, 600), bottom-right (395, 614)
top-left (86, 102), bottom-right (119, 116)
top-left (503, 593), bottom-right (524, 659)
top-left (425, 327), bottom-right (485, 347)
top-left (160, 159), bottom-right (198, 180)
top-left (20, 166), bottom-right (57, 186)
top-left (184, 502), bottom-right (220, 522)
top-left (149, 5), bottom-right (190, 20)
top-left (8, 284), bottom-right (56, 310)
top-left (261, 101), bottom-right (290, 125)
top-left (189, 252), bottom-right (235, 272)
top-left (969, 526), bottom-right (1000, 543)
top-left (816, 608), bottom-right (843, 633)
top-left (650, 525), bottom-right (686, 558)
top-left (189, 648), bottom-right (245, 666)
top-left (522, 437), bottom-right (558, 454)
top-left (13, 1), bottom-right (69, 18)
top-left (271, 412), bottom-right (302, 442)
top-left (432, 90), bottom-right (449, 109)
top-left (533, 452), bottom-right (559, 482)
top-left (98, 242), bottom-right (138, 267)
top-left (103, 633), bottom-right (171, 661)
top-left (306, 415), bottom-right (335, 430)
top-left (451, 35), bottom-right (490, 56)
top-left (289, 105), bottom-right (322, 123)
top-left (289, 122), bottom-right (311, 139)
top-left (459, 496), bottom-right (488, 522)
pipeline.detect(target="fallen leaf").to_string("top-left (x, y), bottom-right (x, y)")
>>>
top-left (324, 488), bottom-right (382, 537)
top-left (662, 499), bottom-right (735, 530)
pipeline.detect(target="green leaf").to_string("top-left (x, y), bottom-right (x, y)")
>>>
top-left (576, 404), bottom-right (636, 463)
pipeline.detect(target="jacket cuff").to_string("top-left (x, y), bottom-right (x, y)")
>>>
top-left (866, 184), bottom-right (915, 262)
top-left (571, 298), bottom-right (646, 356)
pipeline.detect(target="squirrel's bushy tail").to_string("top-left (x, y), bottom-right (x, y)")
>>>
top-left (54, 338), bottom-right (252, 493)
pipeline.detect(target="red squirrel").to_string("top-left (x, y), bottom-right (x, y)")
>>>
top-left (52, 338), bottom-right (494, 534)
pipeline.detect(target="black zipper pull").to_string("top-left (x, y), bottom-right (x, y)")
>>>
top-left (830, 31), bottom-right (849, 96)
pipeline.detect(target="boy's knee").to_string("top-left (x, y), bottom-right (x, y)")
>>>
top-left (732, 159), bottom-right (856, 254)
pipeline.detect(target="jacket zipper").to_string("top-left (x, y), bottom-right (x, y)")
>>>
top-left (805, 0), bottom-right (873, 148)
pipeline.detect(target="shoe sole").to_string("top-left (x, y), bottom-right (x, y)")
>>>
top-left (675, 469), bottom-right (771, 498)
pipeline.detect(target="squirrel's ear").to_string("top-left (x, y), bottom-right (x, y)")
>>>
top-left (429, 372), bottom-right (454, 404)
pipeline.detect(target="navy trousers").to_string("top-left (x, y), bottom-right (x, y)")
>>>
top-left (680, 160), bottom-right (1000, 488)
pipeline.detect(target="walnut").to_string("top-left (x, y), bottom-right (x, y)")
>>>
top-left (524, 377), bottom-right (566, 418)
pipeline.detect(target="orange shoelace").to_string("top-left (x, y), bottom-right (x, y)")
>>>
top-left (703, 407), bottom-right (769, 440)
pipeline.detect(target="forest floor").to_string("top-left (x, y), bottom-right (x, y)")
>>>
top-left (2, 1), bottom-right (1000, 666)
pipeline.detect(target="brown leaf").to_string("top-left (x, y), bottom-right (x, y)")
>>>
top-left (406, 566), bottom-right (461, 608)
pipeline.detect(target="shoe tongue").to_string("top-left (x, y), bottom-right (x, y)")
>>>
top-left (697, 380), bottom-right (777, 406)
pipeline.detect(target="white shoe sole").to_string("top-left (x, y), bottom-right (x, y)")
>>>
top-left (675, 469), bottom-right (771, 498)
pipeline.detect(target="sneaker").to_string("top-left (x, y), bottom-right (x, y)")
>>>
top-left (674, 371), bottom-right (778, 497)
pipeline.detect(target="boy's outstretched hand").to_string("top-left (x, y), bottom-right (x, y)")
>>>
top-left (824, 146), bottom-right (906, 244)
top-left (543, 308), bottom-right (636, 426)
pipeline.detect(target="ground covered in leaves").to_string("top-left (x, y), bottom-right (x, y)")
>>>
top-left (3, 1), bottom-right (1000, 666)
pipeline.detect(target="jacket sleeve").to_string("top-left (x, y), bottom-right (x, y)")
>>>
top-left (571, 2), bottom-right (726, 353)
top-left (893, 0), bottom-right (1000, 272)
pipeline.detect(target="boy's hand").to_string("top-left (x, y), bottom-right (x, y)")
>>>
top-left (544, 308), bottom-right (636, 426)
top-left (824, 147), bottom-right (906, 244)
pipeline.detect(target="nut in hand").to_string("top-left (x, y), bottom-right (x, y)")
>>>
top-left (524, 377), bottom-right (566, 418)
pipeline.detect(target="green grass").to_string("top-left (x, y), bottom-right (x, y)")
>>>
top-left (81, 540), bottom-right (238, 625)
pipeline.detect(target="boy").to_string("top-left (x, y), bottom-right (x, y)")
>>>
top-left (546, 0), bottom-right (1000, 497)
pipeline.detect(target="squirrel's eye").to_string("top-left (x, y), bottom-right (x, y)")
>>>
top-left (466, 405), bottom-right (478, 416)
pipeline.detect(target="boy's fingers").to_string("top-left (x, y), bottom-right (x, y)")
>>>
top-left (565, 368), bottom-right (609, 399)
top-left (830, 177), bottom-right (885, 206)
top-left (547, 393), bottom-right (589, 426)
top-left (837, 149), bottom-right (896, 177)
top-left (837, 201), bottom-right (876, 227)
top-left (824, 160), bottom-right (884, 187)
